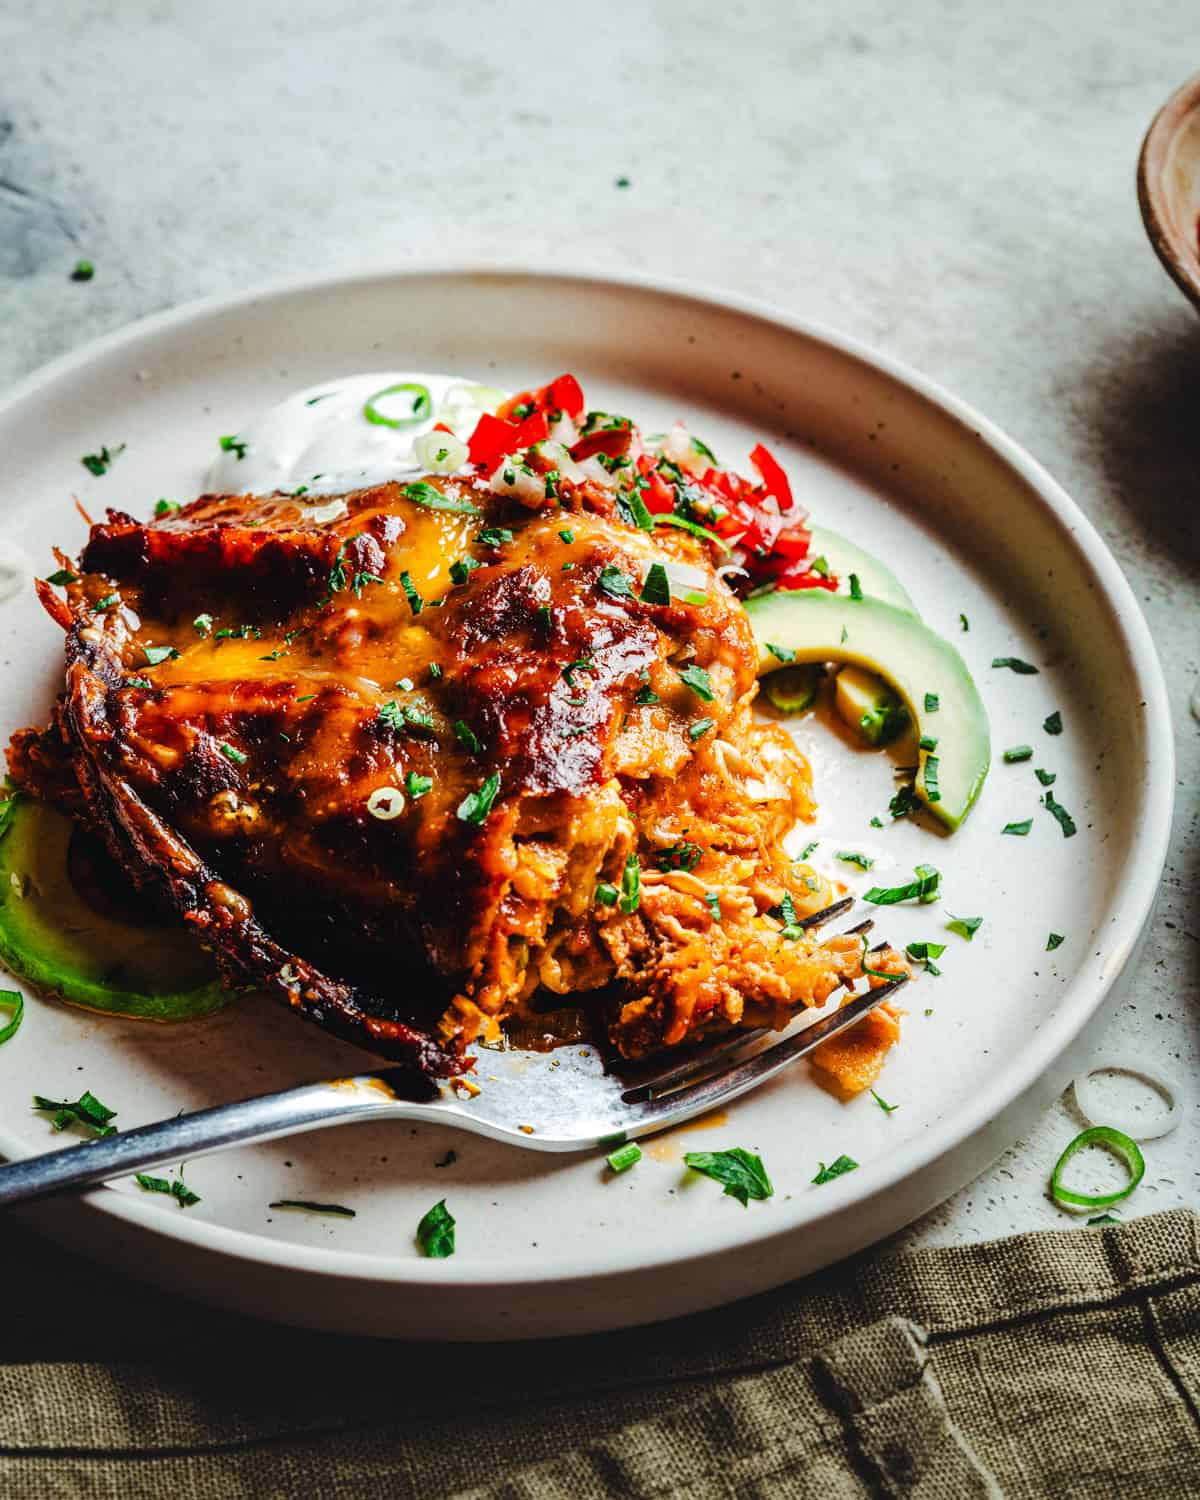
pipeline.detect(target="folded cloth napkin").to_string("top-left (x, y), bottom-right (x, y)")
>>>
top-left (2, 1208), bottom-right (1197, 1498)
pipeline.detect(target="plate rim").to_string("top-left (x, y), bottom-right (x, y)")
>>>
top-left (0, 261), bottom-right (1175, 1290)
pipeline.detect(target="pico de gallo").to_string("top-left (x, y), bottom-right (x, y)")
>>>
top-left (455, 373), bottom-right (838, 597)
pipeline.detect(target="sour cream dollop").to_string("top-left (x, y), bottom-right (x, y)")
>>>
top-left (206, 372), bottom-right (505, 498)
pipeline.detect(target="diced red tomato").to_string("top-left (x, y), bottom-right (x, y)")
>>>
top-left (466, 411), bottom-right (549, 470)
top-left (749, 442), bottom-right (795, 511)
top-left (771, 560), bottom-right (839, 591)
top-left (640, 470), bottom-right (677, 515)
top-left (771, 526), bottom-right (812, 559)
top-left (545, 373), bottom-right (585, 419)
top-left (570, 426), bottom-right (632, 463)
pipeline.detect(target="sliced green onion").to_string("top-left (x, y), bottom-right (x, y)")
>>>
top-left (0, 989), bottom-right (23, 1046)
top-left (405, 771), bottom-right (432, 800)
top-left (44, 569), bottom-right (78, 586)
top-left (33, 1089), bottom-right (117, 1136)
top-left (1043, 710), bottom-right (1063, 735)
top-left (766, 642), bottom-right (796, 663)
top-left (864, 864), bottom-right (940, 906)
top-left (453, 720), bottom-right (482, 754)
top-left (922, 755), bottom-right (941, 803)
top-left (595, 882), bottom-right (619, 907)
top-left (363, 381), bottom-right (433, 429)
top-left (1002, 819), bottom-right (1033, 836)
top-left (848, 573), bottom-right (864, 601)
top-left (992, 656), bottom-right (1038, 674)
top-left (1049, 1126), bottom-right (1145, 1210)
top-left (619, 854), bottom-right (641, 914)
top-left (1035, 767), bottom-right (1056, 786)
top-left (688, 718), bottom-right (714, 740)
top-left (947, 914), bottom-right (982, 940)
top-left (1003, 745), bottom-right (1033, 763)
top-left (924, 692), bottom-right (939, 712)
top-left (399, 570), bottom-right (424, 615)
top-left (137, 1172), bottom-right (201, 1208)
top-left (919, 734), bottom-right (938, 752)
top-left (870, 1089), bottom-right (898, 1114)
top-left (1046, 932), bottom-right (1065, 951)
top-left (219, 743), bottom-right (247, 765)
top-left (606, 1143), bottom-right (642, 1173)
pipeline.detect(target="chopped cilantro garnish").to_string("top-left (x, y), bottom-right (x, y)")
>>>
top-left (809, 556), bottom-right (830, 578)
top-left (905, 940), bottom-right (946, 976)
top-left (270, 1199), bottom-right (356, 1217)
top-left (598, 564), bottom-right (637, 600)
top-left (1046, 932), bottom-right (1065, 951)
top-left (402, 481), bottom-right (479, 516)
top-left (1035, 767), bottom-right (1056, 786)
top-left (379, 700), bottom-right (435, 737)
top-left (704, 891), bottom-right (722, 922)
top-left (219, 743), bottom-right (247, 765)
top-left (870, 1090), bottom-right (898, 1114)
top-left (1043, 710), bottom-right (1063, 735)
top-left (80, 443), bottom-right (125, 476)
top-left (677, 664), bottom-right (714, 701)
top-left (453, 720), bottom-right (482, 754)
top-left (848, 573), bottom-right (864, 601)
top-left (766, 642), bottom-right (796, 663)
top-left (219, 434), bottom-right (248, 460)
top-left (477, 526), bottom-right (514, 547)
top-left (619, 854), bottom-right (641, 913)
top-left (399, 570), bottom-right (423, 616)
top-left (992, 656), bottom-right (1039, 674)
top-left (658, 840), bottom-right (703, 872)
top-left (428, 662), bottom-right (443, 680)
top-left (595, 882), bottom-right (619, 906)
top-left (606, 1143), bottom-right (641, 1173)
top-left (639, 562), bottom-right (671, 606)
top-left (1041, 790), bottom-right (1077, 837)
top-left (136, 1171), bottom-right (201, 1208)
top-left (627, 489), bottom-right (655, 531)
top-left (684, 1147), bottom-right (773, 1206)
top-left (864, 864), bottom-right (940, 905)
top-left (558, 528), bottom-right (575, 543)
top-left (812, 1154), bottom-right (858, 1185)
top-left (33, 1089), bottom-right (117, 1136)
top-left (1002, 819), bottom-right (1033, 835)
top-left (799, 840), bottom-right (819, 860)
top-left (543, 469), bottom-right (561, 500)
top-left (924, 692), bottom-right (939, 712)
top-left (947, 914), bottom-right (983, 940)
top-left (405, 771), bottom-right (433, 800)
top-left (869, 816), bottom-right (883, 828)
top-left (836, 851), bottom-right (874, 870)
top-left (71, 259), bottom-right (94, 281)
top-left (889, 782), bottom-right (917, 820)
top-left (449, 557), bottom-right (480, 586)
top-left (123, 676), bottom-right (152, 690)
top-left (417, 1199), bottom-right (456, 1257)
top-left (154, 498), bottom-right (180, 517)
top-left (457, 772), bottom-right (501, 826)
top-left (840, 625), bottom-right (848, 643)
top-left (352, 570), bottom-right (385, 598)
top-left (92, 593), bottom-right (118, 612)
top-left (1003, 745), bottom-right (1033, 763)
top-left (688, 718), bottom-right (714, 741)
top-left (959, 613), bottom-right (969, 631)
top-left (44, 569), bottom-right (78, 586)
top-left (770, 891), bottom-right (799, 926)
top-left (143, 644), bottom-right (178, 666)
top-left (193, 613), bottom-right (213, 636)
top-left (562, 657), bottom-right (597, 686)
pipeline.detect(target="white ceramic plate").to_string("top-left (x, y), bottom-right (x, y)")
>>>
top-left (0, 268), bottom-right (1173, 1339)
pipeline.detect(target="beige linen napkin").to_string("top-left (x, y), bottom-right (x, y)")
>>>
top-left (2, 1209), bottom-right (1197, 1497)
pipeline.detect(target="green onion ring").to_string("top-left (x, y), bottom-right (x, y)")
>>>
top-left (363, 382), bottom-right (433, 430)
top-left (1049, 1126), bottom-right (1145, 1210)
top-left (0, 989), bottom-right (23, 1046)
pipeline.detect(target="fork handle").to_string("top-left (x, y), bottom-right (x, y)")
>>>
top-left (0, 1078), bottom-right (410, 1207)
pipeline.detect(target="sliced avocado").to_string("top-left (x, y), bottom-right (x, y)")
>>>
top-left (835, 664), bottom-right (909, 746)
top-left (762, 663), bottom-right (822, 714)
top-left (0, 795), bottom-right (232, 1020)
top-left (807, 526), bottom-right (917, 615)
top-left (744, 592), bottom-right (989, 829)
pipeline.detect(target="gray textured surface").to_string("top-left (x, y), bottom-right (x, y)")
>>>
top-left (0, 0), bottom-right (1195, 1255)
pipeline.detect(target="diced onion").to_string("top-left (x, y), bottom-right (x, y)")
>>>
top-left (575, 455), bottom-right (619, 489)
top-left (304, 497), bottom-right (348, 524)
top-left (489, 462), bottom-right (547, 507)
top-left (366, 786), bottom-right (405, 821)
top-left (439, 382), bottom-right (506, 435)
top-left (414, 431), bottom-right (469, 474)
top-left (1072, 1058), bottom-right (1183, 1141)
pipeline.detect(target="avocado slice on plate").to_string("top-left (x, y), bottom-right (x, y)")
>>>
top-left (744, 590), bottom-right (990, 829)
top-left (807, 526), bottom-right (917, 615)
top-left (0, 794), bottom-right (232, 1020)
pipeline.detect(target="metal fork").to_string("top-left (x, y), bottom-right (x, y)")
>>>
top-left (0, 902), bottom-right (906, 1206)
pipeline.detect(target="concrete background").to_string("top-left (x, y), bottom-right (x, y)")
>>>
top-left (0, 0), bottom-right (1195, 1250)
